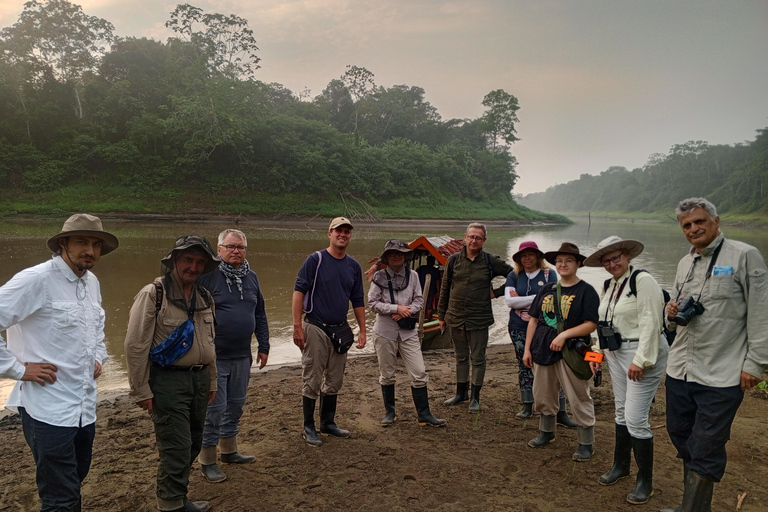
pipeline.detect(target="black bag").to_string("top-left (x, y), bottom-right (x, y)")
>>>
top-left (396, 316), bottom-right (418, 330)
top-left (306, 316), bottom-right (355, 354)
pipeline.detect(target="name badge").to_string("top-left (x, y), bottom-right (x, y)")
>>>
top-left (712, 266), bottom-right (733, 276)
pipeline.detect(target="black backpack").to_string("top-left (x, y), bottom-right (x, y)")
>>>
top-left (603, 269), bottom-right (676, 345)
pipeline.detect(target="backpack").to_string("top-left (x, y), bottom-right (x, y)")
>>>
top-left (603, 269), bottom-right (676, 345)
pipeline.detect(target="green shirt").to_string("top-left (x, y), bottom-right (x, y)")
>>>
top-left (437, 247), bottom-right (513, 329)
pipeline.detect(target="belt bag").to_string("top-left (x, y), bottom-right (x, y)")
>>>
top-left (306, 316), bottom-right (355, 354)
top-left (396, 315), bottom-right (418, 330)
top-left (150, 319), bottom-right (195, 366)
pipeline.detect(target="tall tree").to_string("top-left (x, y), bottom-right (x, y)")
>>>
top-left (341, 64), bottom-right (375, 144)
top-left (480, 89), bottom-right (520, 150)
top-left (0, 0), bottom-right (114, 118)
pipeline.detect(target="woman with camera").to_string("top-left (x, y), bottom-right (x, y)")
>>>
top-left (368, 240), bottom-right (446, 428)
top-left (584, 236), bottom-right (669, 505)
top-left (522, 242), bottom-right (600, 461)
top-left (504, 241), bottom-right (576, 427)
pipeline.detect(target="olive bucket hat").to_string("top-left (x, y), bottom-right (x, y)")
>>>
top-left (379, 239), bottom-right (413, 265)
top-left (46, 214), bottom-right (119, 255)
top-left (161, 235), bottom-right (220, 274)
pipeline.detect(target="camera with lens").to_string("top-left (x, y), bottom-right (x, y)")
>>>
top-left (672, 297), bottom-right (705, 326)
top-left (566, 336), bottom-right (591, 357)
top-left (597, 320), bottom-right (623, 351)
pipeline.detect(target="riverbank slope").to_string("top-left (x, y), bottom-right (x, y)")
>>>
top-left (1, 345), bottom-right (766, 511)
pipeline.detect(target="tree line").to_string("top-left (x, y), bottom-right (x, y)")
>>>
top-left (0, 1), bottom-right (523, 210)
top-left (519, 129), bottom-right (768, 216)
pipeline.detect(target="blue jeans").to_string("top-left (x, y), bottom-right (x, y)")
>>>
top-left (665, 376), bottom-right (744, 481)
top-left (203, 357), bottom-right (251, 446)
top-left (19, 407), bottom-right (95, 512)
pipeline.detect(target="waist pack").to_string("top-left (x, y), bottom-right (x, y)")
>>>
top-left (396, 315), bottom-right (418, 330)
top-left (149, 319), bottom-right (195, 366)
top-left (306, 315), bottom-right (355, 354)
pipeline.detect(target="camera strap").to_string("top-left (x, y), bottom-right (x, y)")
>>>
top-left (676, 238), bottom-right (725, 302)
top-left (603, 273), bottom-right (630, 325)
top-left (554, 282), bottom-right (564, 334)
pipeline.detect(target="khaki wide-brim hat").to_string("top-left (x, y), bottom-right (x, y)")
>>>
top-left (583, 236), bottom-right (644, 267)
top-left (46, 214), bottom-right (119, 255)
top-left (543, 242), bottom-right (587, 265)
top-left (161, 235), bottom-right (220, 274)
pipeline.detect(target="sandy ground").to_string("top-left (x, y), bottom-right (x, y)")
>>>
top-left (1, 344), bottom-right (767, 512)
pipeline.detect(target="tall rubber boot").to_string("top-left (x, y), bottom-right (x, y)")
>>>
top-left (516, 389), bottom-right (534, 419)
top-left (556, 394), bottom-right (577, 429)
top-left (599, 423), bottom-right (632, 485)
top-left (380, 384), bottom-right (397, 427)
top-left (412, 386), bottom-right (447, 427)
top-left (627, 436), bottom-right (654, 504)
top-left (199, 444), bottom-right (227, 483)
top-left (659, 465), bottom-right (689, 512)
top-left (319, 393), bottom-right (351, 438)
top-left (443, 381), bottom-right (469, 406)
top-left (573, 425), bottom-right (595, 461)
top-left (302, 396), bottom-right (322, 447)
top-left (219, 435), bottom-right (256, 464)
top-left (659, 468), bottom-right (713, 512)
top-left (528, 414), bottom-right (556, 448)
top-left (468, 384), bottom-right (482, 413)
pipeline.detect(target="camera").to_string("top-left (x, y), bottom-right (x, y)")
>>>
top-left (593, 369), bottom-right (603, 387)
top-left (672, 297), bottom-right (705, 326)
top-left (597, 321), bottom-right (623, 351)
top-left (567, 337), bottom-right (591, 357)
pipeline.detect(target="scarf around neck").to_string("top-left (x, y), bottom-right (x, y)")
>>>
top-left (219, 259), bottom-right (250, 299)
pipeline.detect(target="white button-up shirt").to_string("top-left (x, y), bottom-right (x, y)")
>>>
top-left (0, 255), bottom-right (108, 427)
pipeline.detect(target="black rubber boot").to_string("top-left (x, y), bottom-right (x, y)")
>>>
top-left (556, 394), bottom-right (577, 429)
top-left (659, 466), bottom-right (689, 512)
top-left (468, 384), bottom-right (482, 413)
top-left (599, 423), bottom-right (632, 485)
top-left (219, 435), bottom-right (256, 464)
top-left (380, 384), bottom-right (397, 427)
top-left (302, 396), bottom-right (322, 447)
top-left (73, 496), bottom-right (82, 512)
top-left (319, 393), bottom-right (351, 438)
top-left (627, 436), bottom-right (654, 504)
top-left (515, 403), bottom-right (534, 419)
top-left (412, 386), bottom-right (447, 427)
top-left (573, 425), bottom-right (595, 461)
top-left (171, 498), bottom-right (211, 512)
top-left (659, 468), bottom-right (713, 512)
top-left (528, 430), bottom-right (556, 448)
top-left (443, 381), bottom-right (469, 406)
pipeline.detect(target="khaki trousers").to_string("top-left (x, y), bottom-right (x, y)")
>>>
top-left (450, 326), bottom-right (489, 386)
top-left (301, 321), bottom-right (347, 399)
top-left (532, 360), bottom-right (595, 431)
top-left (373, 332), bottom-right (428, 387)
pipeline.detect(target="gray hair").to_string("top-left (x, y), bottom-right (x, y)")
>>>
top-left (676, 198), bottom-right (718, 220)
top-left (466, 222), bottom-right (487, 237)
top-left (218, 229), bottom-right (247, 246)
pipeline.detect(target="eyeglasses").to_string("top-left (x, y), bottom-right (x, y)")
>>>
top-left (219, 244), bottom-right (247, 251)
top-left (466, 235), bottom-right (485, 241)
top-left (601, 254), bottom-right (623, 267)
top-left (555, 258), bottom-right (576, 266)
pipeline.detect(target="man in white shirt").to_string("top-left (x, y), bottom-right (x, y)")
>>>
top-left (0, 214), bottom-right (118, 512)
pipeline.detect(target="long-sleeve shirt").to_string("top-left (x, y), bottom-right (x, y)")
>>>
top-left (368, 267), bottom-right (424, 340)
top-left (666, 233), bottom-right (768, 387)
top-left (198, 268), bottom-right (269, 359)
top-left (124, 277), bottom-right (217, 403)
top-left (0, 256), bottom-right (108, 427)
top-left (504, 268), bottom-right (557, 330)
top-left (598, 267), bottom-right (665, 369)
top-left (437, 247), bottom-right (513, 330)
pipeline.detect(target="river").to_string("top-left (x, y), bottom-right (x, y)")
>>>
top-left (1, 217), bottom-right (767, 404)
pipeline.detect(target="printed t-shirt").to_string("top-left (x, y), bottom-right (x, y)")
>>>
top-left (528, 280), bottom-right (599, 365)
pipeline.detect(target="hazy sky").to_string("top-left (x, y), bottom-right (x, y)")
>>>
top-left (1, 0), bottom-right (766, 194)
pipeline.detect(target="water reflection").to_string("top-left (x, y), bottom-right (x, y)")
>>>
top-left (1, 218), bottom-right (766, 403)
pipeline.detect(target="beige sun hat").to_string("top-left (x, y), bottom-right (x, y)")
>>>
top-left (583, 236), bottom-right (644, 267)
top-left (46, 214), bottom-right (119, 255)
top-left (329, 216), bottom-right (354, 230)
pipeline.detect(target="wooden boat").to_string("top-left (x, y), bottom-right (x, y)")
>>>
top-left (366, 235), bottom-right (463, 350)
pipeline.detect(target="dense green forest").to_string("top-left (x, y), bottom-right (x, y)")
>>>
top-left (519, 128), bottom-right (768, 217)
top-left (0, 0), bottom-right (560, 221)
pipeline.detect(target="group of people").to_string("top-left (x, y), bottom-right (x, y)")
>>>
top-left (0, 197), bottom-right (766, 512)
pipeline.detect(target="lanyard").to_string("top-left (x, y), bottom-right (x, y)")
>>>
top-left (675, 239), bottom-right (725, 301)
top-left (603, 272), bottom-right (630, 324)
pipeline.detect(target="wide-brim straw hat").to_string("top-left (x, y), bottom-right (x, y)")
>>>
top-left (543, 242), bottom-right (587, 265)
top-left (161, 235), bottom-right (220, 274)
top-left (379, 239), bottom-right (413, 264)
top-left (583, 236), bottom-right (644, 267)
top-left (46, 214), bottom-right (119, 255)
top-left (512, 241), bottom-right (544, 263)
